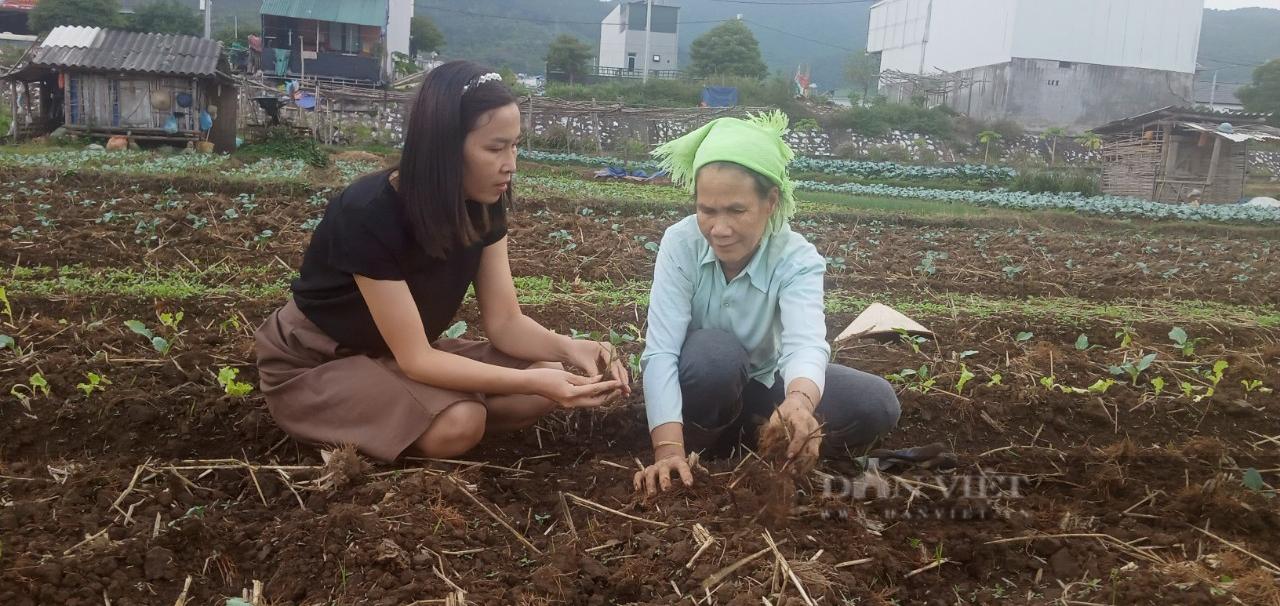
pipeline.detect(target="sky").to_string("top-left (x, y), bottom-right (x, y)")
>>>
top-left (1204, 0), bottom-right (1280, 9)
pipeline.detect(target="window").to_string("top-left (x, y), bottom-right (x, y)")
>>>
top-left (1059, 61), bottom-right (1073, 69)
top-left (1047, 79), bottom-right (1060, 86)
top-left (653, 54), bottom-right (661, 63)
top-left (627, 53), bottom-right (636, 71)
top-left (327, 22), bottom-right (362, 54)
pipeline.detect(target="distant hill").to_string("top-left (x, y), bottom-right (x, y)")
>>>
top-left (1199, 7), bottom-right (1280, 90)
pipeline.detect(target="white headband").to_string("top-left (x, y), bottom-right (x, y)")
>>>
top-left (463, 72), bottom-right (502, 94)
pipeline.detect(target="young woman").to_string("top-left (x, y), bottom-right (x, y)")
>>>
top-left (634, 112), bottom-right (900, 495)
top-left (256, 61), bottom-right (630, 463)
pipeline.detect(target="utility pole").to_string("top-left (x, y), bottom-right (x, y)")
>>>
top-left (1209, 69), bottom-right (1219, 110)
top-left (202, 0), bottom-right (213, 39)
top-left (642, 0), bottom-right (653, 83)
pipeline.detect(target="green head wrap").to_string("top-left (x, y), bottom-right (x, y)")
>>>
top-left (651, 110), bottom-right (796, 234)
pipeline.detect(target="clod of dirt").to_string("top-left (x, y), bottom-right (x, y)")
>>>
top-left (321, 445), bottom-right (369, 491)
top-left (1048, 547), bottom-right (1080, 578)
top-left (757, 419), bottom-right (818, 477)
top-left (374, 538), bottom-right (410, 569)
top-left (143, 546), bottom-right (174, 580)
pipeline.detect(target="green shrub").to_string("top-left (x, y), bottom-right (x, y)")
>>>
top-left (237, 126), bottom-right (328, 167)
top-left (1011, 169), bottom-right (1100, 196)
top-left (827, 102), bottom-right (954, 140)
top-left (525, 124), bottom-right (600, 153)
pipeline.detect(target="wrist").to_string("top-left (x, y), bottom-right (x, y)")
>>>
top-left (553, 333), bottom-right (577, 364)
top-left (785, 390), bottom-right (817, 413)
top-left (519, 367), bottom-right (549, 397)
top-left (654, 444), bottom-right (685, 461)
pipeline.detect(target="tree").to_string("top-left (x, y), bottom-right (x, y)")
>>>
top-left (29, 0), bottom-right (122, 34)
top-left (1041, 127), bottom-right (1066, 166)
top-left (409, 16), bottom-right (444, 57)
top-left (1238, 59), bottom-right (1280, 126)
top-left (978, 130), bottom-right (1003, 163)
top-left (545, 34), bottom-right (593, 85)
top-left (126, 0), bottom-right (200, 36)
top-left (845, 51), bottom-right (880, 98)
top-left (214, 22), bottom-right (261, 48)
top-left (687, 20), bottom-right (767, 80)
top-left (1075, 131), bottom-right (1103, 152)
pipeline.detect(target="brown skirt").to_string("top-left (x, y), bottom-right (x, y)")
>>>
top-left (254, 300), bottom-right (535, 462)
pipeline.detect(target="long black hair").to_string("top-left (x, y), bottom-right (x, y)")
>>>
top-left (397, 60), bottom-right (518, 258)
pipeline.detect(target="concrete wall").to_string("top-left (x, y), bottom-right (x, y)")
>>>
top-left (600, 3), bottom-right (679, 71)
top-left (385, 0), bottom-right (412, 60)
top-left (888, 58), bottom-right (1195, 132)
top-left (623, 31), bottom-right (678, 72)
top-left (599, 4), bottom-right (627, 69)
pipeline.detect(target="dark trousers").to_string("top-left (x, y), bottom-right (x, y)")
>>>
top-left (679, 329), bottom-right (901, 457)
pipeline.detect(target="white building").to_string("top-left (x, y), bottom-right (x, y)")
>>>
top-left (867, 0), bottom-right (1205, 131)
top-left (599, 1), bottom-right (679, 76)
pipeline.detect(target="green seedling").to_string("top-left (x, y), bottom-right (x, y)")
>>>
top-left (0, 335), bottom-right (13, 350)
top-left (1240, 379), bottom-right (1271, 397)
top-left (954, 364), bottom-right (975, 394)
top-left (76, 372), bottom-right (110, 397)
top-left (1039, 376), bottom-right (1080, 394)
top-left (0, 286), bottom-right (12, 323)
top-left (10, 372), bottom-right (50, 410)
top-left (1115, 326), bottom-right (1136, 348)
top-left (1109, 352), bottom-right (1157, 386)
top-left (124, 320), bottom-right (171, 355)
top-left (985, 373), bottom-right (1003, 387)
top-left (1179, 381), bottom-right (1199, 399)
top-left (217, 367), bottom-right (254, 397)
top-left (441, 321), bottom-right (467, 340)
top-left (1203, 360), bottom-right (1228, 388)
top-left (1015, 331), bottom-right (1033, 343)
top-left (219, 314), bottom-right (242, 334)
top-left (894, 328), bottom-right (927, 354)
top-left (887, 365), bottom-right (936, 393)
top-left (1150, 376), bottom-right (1166, 397)
top-left (1242, 468), bottom-right (1275, 499)
top-left (1086, 378), bottom-right (1117, 394)
top-left (159, 311), bottom-right (183, 332)
top-left (1167, 327), bottom-right (1206, 357)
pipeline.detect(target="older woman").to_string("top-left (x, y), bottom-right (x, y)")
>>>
top-left (634, 112), bottom-right (900, 495)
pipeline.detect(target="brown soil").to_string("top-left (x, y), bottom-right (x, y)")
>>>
top-left (2, 169), bottom-right (1278, 605)
top-left (2, 170), bottom-right (1277, 306)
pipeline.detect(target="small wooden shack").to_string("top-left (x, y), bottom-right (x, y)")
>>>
top-left (1094, 107), bottom-right (1280, 204)
top-left (3, 26), bottom-right (239, 152)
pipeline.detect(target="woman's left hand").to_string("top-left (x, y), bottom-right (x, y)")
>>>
top-left (765, 396), bottom-right (822, 470)
top-left (561, 339), bottom-right (632, 397)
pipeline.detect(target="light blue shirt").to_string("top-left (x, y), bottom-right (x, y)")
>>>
top-left (641, 215), bottom-right (831, 430)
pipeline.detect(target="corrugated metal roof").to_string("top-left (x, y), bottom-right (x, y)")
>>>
top-left (1179, 121), bottom-right (1280, 144)
top-left (42, 25), bottom-right (99, 48)
top-left (29, 27), bottom-right (221, 77)
top-left (1094, 106), bottom-right (1273, 134)
top-left (260, 0), bottom-right (386, 28)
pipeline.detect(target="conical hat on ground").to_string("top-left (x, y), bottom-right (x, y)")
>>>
top-left (835, 303), bottom-right (933, 344)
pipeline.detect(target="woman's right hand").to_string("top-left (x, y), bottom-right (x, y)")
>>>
top-left (525, 367), bottom-right (621, 408)
top-left (634, 454), bottom-right (694, 496)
